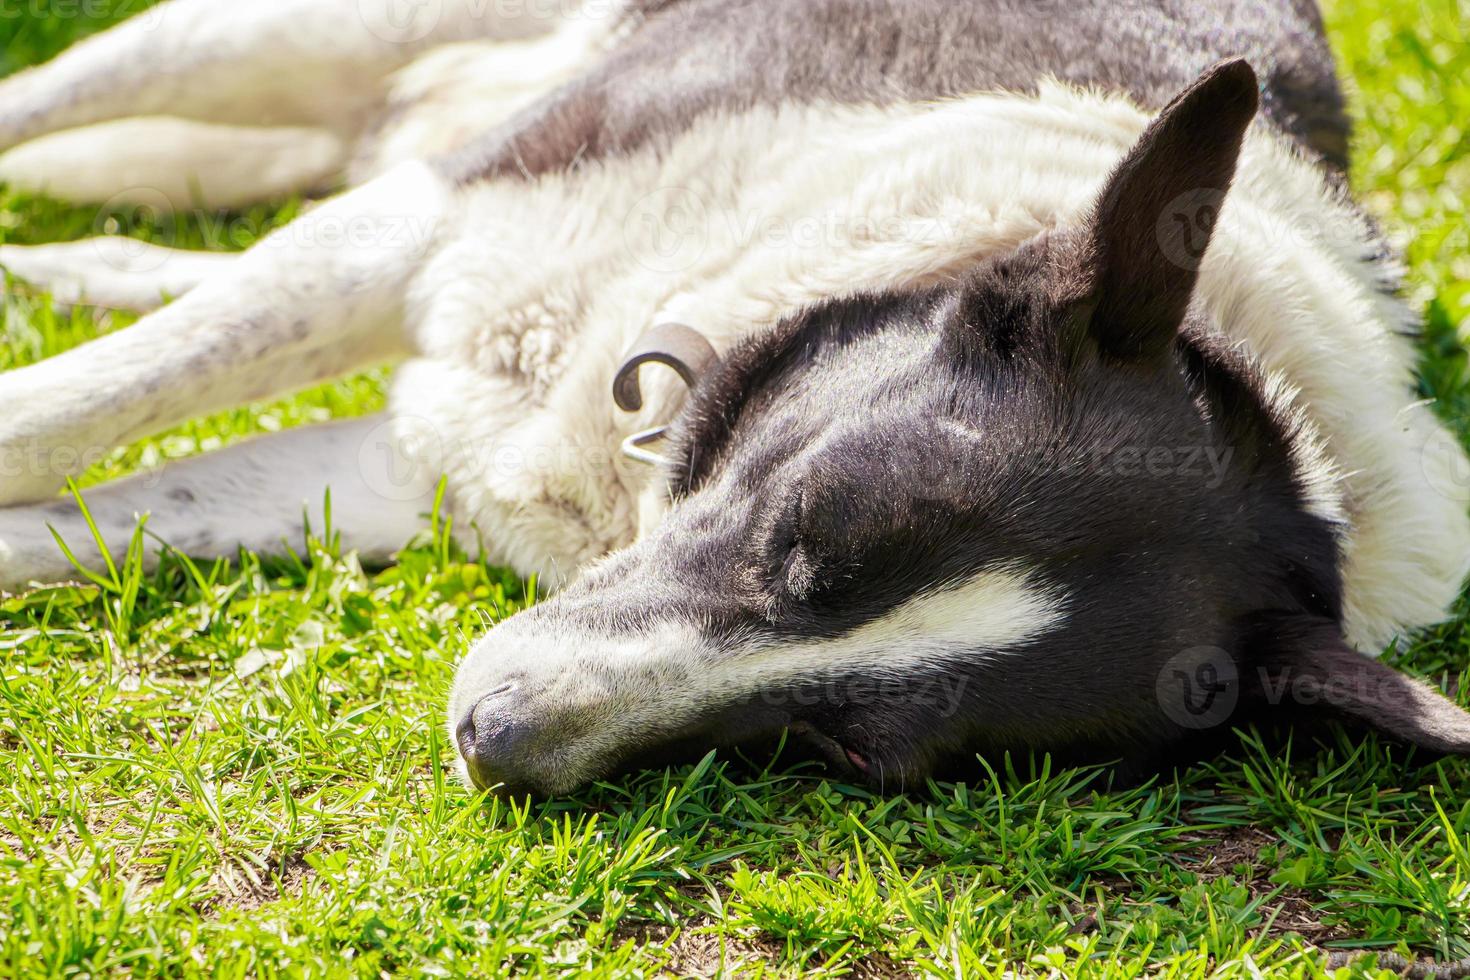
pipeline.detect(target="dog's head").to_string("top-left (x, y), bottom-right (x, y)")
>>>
top-left (448, 60), bottom-right (1470, 796)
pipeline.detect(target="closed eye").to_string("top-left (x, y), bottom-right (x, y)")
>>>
top-left (770, 489), bottom-right (818, 602)
top-left (779, 537), bottom-right (815, 596)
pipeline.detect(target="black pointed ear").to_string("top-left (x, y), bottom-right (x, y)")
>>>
top-left (1248, 614), bottom-right (1470, 755)
top-left (1077, 59), bottom-right (1260, 360)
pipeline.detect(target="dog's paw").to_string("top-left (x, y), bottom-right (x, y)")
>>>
top-left (0, 502), bottom-right (79, 592)
top-left (0, 420), bottom-right (76, 508)
top-left (0, 239), bottom-right (222, 313)
top-left (0, 453), bottom-right (71, 509)
top-left (0, 367), bottom-right (107, 506)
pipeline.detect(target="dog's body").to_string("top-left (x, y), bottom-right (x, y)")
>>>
top-left (3, 0), bottom-right (1469, 794)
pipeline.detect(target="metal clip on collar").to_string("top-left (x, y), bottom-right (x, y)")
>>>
top-left (613, 322), bottom-right (718, 466)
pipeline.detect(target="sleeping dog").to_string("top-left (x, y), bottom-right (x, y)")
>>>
top-left (1, 0), bottom-right (1469, 795)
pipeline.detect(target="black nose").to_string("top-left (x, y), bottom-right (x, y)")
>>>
top-left (455, 685), bottom-right (536, 794)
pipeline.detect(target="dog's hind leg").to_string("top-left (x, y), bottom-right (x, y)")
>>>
top-left (0, 414), bottom-right (440, 591)
top-left (0, 160), bottom-right (449, 506)
top-left (0, 118), bottom-right (347, 212)
top-left (0, 238), bottom-right (235, 313)
top-left (0, 0), bottom-right (566, 153)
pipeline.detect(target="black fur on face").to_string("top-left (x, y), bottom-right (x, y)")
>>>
top-left (647, 242), bottom-right (1350, 786)
top-left (450, 62), bottom-right (1470, 797)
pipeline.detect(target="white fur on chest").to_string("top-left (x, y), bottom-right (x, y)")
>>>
top-left (394, 83), bottom-right (1470, 649)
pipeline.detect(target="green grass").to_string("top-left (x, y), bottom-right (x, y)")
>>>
top-left (2, 0), bottom-right (1469, 976)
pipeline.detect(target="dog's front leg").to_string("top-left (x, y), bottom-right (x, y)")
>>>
top-left (0, 237), bottom-right (236, 313)
top-left (0, 415), bottom-right (440, 591)
top-left (0, 0), bottom-right (565, 153)
top-left (0, 118), bottom-right (348, 213)
top-left (0, 161), bottom-right (448, 506)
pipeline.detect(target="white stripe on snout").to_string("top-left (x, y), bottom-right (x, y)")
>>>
top-left (735, 566), bottom-right (1069, 684)
top-left (450, 565), bottom-right (1068, 790)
